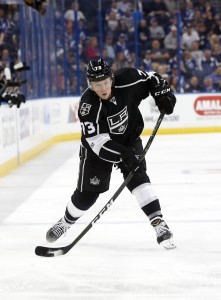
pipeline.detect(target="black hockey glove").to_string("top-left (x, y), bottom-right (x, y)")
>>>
top-left (121, 149), bottom-right (143, 174)
top-left (151, 83), bottom-right (176, 115)
top-left (4, 93), bottom-right (26, 108)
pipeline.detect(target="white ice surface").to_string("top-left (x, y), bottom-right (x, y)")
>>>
top-left (0, 133), bottom-right (221, 300)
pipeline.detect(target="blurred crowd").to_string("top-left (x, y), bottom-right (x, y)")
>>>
top-left (0, 0), bottom-right (221, 98)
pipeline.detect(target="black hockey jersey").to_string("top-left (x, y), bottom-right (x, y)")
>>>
top-left (78, 68), bottom-right (162, 164)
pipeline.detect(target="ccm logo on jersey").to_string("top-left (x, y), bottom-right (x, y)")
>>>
top-left (107, 106), bottom-right (128, 134)
top-left (154, 87), bottom-right (171, 96)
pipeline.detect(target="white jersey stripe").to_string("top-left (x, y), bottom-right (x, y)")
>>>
top-left (80, 146), bottom-right (87, 192)
top-left (114, 78), bottom-right (148, 89)
top-left (96, 100), bottom-right (102, 134)
top-left (102, 145), bottom-right (121, 155)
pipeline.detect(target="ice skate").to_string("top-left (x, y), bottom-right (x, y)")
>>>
top-left (46, 218), bottom-right (71, 243)
top-left (151, 217), bottom-right (176, 249)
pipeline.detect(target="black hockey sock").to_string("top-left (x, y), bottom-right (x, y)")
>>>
top-left (64, 209), bottom-right (80, 225)
top-left (141, 199), bottom-right (162, 220)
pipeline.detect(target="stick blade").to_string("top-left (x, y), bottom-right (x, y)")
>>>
top-left (35, 246), bottom-right (64, 257)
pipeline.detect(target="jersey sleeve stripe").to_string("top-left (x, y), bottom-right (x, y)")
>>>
top-left (114, 78), bottom-right (148, 88)
top-left (101, 145), bottom-right (121, 155)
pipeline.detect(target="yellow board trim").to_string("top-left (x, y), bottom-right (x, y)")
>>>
top-left (142, 127), bottom-right (221, 135)
top-left (1, 128), bottom-right (221, 176)
top-left (0, 157), bottom-right (18, 176)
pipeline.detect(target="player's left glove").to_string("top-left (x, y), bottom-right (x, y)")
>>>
top-left (119, 148), bottom-right (146, 177)
top-left (151, 82), bottom-right (176, 115)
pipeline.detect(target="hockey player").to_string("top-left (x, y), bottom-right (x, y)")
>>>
top-left (46, 58), bottom-right (176, 249)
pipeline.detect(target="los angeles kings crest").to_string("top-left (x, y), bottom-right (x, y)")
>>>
top-left (107, 106), bottom-right (128, 134)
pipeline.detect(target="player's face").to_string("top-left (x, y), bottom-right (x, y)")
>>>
top-left (91, 78), bottom-right (112, 100)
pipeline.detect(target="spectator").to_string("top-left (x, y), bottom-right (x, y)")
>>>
top-left (168, 11), bottom-right (179, 32)
top-left (211, 43), bottom-right (221, 63)
top-left (67, 51), bottom-right (78, 75)
top-left (105, 0), bottom-right (122, 20)
top-left (168, 54), bottom-right (179, 74)
top-left (181, 0), bottom-right (195, 26)
top-left (204, 9), bottom-right (215, 34)
top-left (68, 77), bottom-right (78, 95)
top-left (169, 65), bottom-right (185, 92)
top-left (181, 22), bottom-right (200, 50)
top-left (102, 47), bottom-right (113, 65)
top-left (200, 49), bottom-right (219, 77)
top-left (0, 5), bottom-right (7, 26)
top-left (112, 51), bottom-right (129, 70)
top-left (116, 0), bottom-right (131, 14)
top-left (164, 25), bottom-right (178, 56)
top-left (209, 34), bottom-right (220, 53)
top-left (115, 33), bottom-right (131, 63)
top-left (201, 1), bottom-right (217, 19)
top-left (106, 10), bottom-right (119, 32)
top-left (142, 50), bottom-right (154, 71)
top-left (192, 8), bottom-right (203, 29)
top-left (207, 66), bottom-right (221, 90)
top-left (0, 47), bottom-right (12, 66)
top-left (64, 20), bottom-right (75, 51)
top-left (149, 17), bottom-right (165, 45)
top-left (201, 76), bottom-right (216, 92)
top-left (213, 15), bottom-right (221, 36)
top-left (156, 64), bottom-right (170, 82)
top-left (145, 0), bottom-right (170, 27)
top-left (64, 2), bottom-right (86, 22)
top-left (196, 21), bottom-right (210, 50)
top-left (85, 36), bottom-right (100, 60)
top-left (138, 19), bottom-right (151, 50)
top-left (123, 8), bottom-right (135, 32)
top-left (190, 41), bottom-right (204, 69)
top-left (169, 76), bottom-right (180, 93)
top-left (78, 18), bottom-right (90, 42)
top-left (149, 39), bottom-right (170, 65)
top-left (0, 6), bottom-right (8, 46)
top-left (128, 51), bottom-right (137, 68)
top-left (103, 33), bottom-right (116, 62)
top-left (114, 19), bottom-right (130, 41)
top-left (145, 0), bottom-right (169, 19)
top-left (184, 75), bottom-right (202, 93)
top-left (181, 49), bottom-right (198, 80)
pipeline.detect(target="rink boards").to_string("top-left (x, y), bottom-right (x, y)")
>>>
top-left (0, 93), bottom-right (221, 175)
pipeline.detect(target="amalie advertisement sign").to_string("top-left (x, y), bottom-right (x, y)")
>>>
top-left (194, 95), bottom-right (221, 116)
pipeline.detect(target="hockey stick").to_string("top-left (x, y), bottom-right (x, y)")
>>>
top-left (35, 111), bottom-right (165, 257)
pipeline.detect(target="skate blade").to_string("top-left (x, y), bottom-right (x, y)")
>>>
top-left (160, 238), bottom-right (176, 250)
